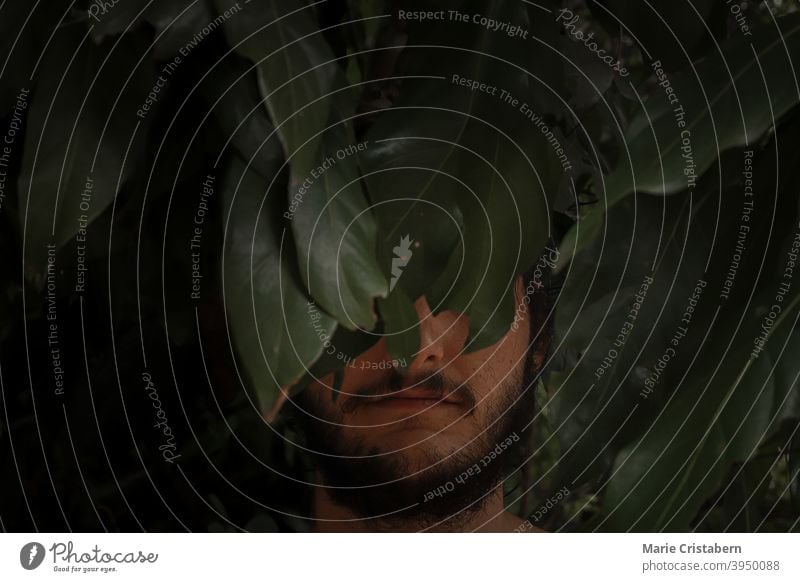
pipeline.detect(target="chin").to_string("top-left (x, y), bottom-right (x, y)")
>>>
top-left (360, 424), bottom-right (480, 470)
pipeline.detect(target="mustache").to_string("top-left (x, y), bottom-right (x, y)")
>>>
top-left (340, 369), bottom-right (477, 413)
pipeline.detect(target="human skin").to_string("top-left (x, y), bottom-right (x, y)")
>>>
top-left (288, 277), bottom-right (545, 532)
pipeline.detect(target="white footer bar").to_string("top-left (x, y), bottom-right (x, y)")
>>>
top-left (1, 533), bottom-right (798, 581)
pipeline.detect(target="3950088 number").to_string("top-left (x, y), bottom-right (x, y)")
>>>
top-left (730, 560), bottom-right (780, 571)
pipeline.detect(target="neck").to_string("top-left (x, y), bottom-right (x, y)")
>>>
top-left (312, 483), bottom-right (526, 532)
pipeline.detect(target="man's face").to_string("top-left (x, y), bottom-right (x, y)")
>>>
top-left (295, 278), bottom-right (538, 523)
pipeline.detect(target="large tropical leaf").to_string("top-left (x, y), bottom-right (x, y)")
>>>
top-left (603, 317), bottom-right (800, 531)
top-left (222, 155), bottom-right (336, 411)
top-left (559, 14), bottom-right (800, 266)
top-left (598, 124), bottom-right (800, 530)
top-left (361, 0), bottom-right (560, 352)
top-left (197, 54), bottom-right (285, 181)
top-left (217, 0), bottom-right (387, 329)
top-left (549, 189), bottom-right (710, 492)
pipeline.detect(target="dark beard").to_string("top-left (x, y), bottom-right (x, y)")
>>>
top-left (294, 363), bottom-right (538, 530)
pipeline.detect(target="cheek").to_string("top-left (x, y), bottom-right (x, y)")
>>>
top-left (320, 339), bottom-right (392, 397)
top-left (300, 379), bottom-right (342, 422)
top-left (303, 362), bottom-right (382, 421)
top-left (457, 329), bottom-right (529, 401)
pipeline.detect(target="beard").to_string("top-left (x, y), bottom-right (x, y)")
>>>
top-left (294, 360), bottom-right (539, 530)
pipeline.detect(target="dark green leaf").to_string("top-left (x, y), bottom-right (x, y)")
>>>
top-left (215, 0), bottom-right (336, 172)
top-left (362, 0), bottom-right (560, 348)
top-left (603, 293), bottom-right (800, 531)
top-left (222, 155), bottom-right (336, 411)
top-left (288, 127), bottom-right (387, 329)
top-left (198, 55), bottom-right (285, 181)
top-left (559, 14), bottom-right (800, 267)
top-left (218, 0), bottom-right (387, 329)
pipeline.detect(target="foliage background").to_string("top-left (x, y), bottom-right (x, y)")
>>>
top-left (0, 0), bottom-right (798, 532)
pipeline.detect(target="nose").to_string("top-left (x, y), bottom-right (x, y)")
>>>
top-left (406, 296), bottom-right (468, 377)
